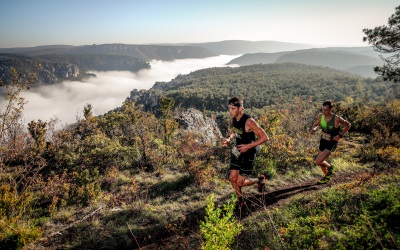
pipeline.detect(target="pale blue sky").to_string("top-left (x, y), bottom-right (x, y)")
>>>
top-left (0, 0), bottom-right (398, 48)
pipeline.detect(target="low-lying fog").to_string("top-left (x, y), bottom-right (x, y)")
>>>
top-left (19, 55), bottom-right (239, 128)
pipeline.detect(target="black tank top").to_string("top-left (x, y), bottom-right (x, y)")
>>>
top-left (232, 113), bottom-right (256, 156)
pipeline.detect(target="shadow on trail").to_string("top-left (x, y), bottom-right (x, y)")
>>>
top-left (133, 182), bottom-right (321, 249)
top-left (236, 183), bottom-right (320, 219)
top-left (179, 182), bottom-right (320, 235)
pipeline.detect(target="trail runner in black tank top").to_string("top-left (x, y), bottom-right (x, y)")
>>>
top-left (222, 97), bottom-right (269, 207)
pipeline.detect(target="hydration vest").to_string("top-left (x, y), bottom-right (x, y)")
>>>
top-left (320, 114), bottom-right (340, 136)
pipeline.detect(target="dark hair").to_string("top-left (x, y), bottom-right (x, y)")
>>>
top-left (322, 100), bottom-right (334, 109)
top-left (228, 97), bottom-right (243, 107)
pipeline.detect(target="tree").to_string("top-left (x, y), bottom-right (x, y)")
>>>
top-left (363, 5), bottom-right (400, 82)
top-left (28, 119), bottom-right (47, 154)
top-left (159, 96), bottom-right (177, 144)
top-left (0, 68), bottom-right (30, 153)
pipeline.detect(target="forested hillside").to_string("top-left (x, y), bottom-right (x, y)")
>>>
top-left (0, 43), bottom-right (218, 86)
top-left (0, 44), bottom-right (217, 61)
top-left (182, 40), bottom-right (315, 54)
top-left (39, 54), bottom-right (150, 72)
top-left (0, 53), bottom-right (150, 86)
top-left (0, 53), bottom-right (81, 85)
top-left (130, 63), bottom-right (392, 112)
top-left (0, 42), bottom-right (382, 87)
top-left (227, 49), bottom-right (382, 78)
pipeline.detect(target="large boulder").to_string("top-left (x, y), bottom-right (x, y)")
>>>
top-left (174, 108), bottom-right (222, 146)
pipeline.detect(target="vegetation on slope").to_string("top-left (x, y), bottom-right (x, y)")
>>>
top-left (0, 44), bottom-right (217, 61)
top-left (240, 169), bottom-right (400, 249)
top-left (131, 63), bottom-right (395, 114)
top-left (226, 48), bottom-right (382, 78)
top-left (38, 54), bottom-right (150, 72)
top-left (0, 67), bottom-right (399, 249)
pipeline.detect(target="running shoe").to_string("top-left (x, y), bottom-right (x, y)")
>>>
top-left (258, 174), bottom-right (266, 192)
top-left (317, 175), bottom-right (331, 184)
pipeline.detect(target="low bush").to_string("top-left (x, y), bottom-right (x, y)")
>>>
top-left (200, 194), bottom-right (243, 250)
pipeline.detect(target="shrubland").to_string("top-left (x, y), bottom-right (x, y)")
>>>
top-left (0, 67), bottom-right (399, 249)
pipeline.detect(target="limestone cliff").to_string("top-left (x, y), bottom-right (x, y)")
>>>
top-left (174, 108), bottom-right (222, 146)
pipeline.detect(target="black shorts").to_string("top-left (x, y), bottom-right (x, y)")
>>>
top-left (229, 152), bottom-right (256, 176)
top-left (319, 138), bottom-right (338, 152)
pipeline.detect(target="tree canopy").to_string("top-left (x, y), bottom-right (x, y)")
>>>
top-left (131, 63), bottom-right (393, 113)
top-left (363, 5), bottom-right (400, 82)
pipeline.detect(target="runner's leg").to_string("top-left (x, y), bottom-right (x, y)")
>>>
top-left (229, 170), bottom-right (242, 198)
top-left (242, 177), bottom-right (260, 186)
top-left (316, 150), bottom-right (331, 175)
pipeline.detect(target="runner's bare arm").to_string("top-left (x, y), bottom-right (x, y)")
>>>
top-left (333, 116), bottom-right (351, 141)
top-left (310, 114), bottom-right (322, 134)
top-left (222, 130), bottom-right (235, 147)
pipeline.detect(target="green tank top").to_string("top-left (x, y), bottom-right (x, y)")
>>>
top-left (320, 114), bottom-right (340, 135)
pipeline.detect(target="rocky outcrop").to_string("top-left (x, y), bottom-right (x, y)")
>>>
top-left (0, 53), bottom-right (150, 86)
top-left (0, 54), bottom-right (79, 85)
top-left (38, 62), bottom-right (80, 83)
top-left (129, 89), bottom-right (161, 112)
top-left (174, 108), bottom-right (222, 146)
top-left (0, 54), bottom-right (81, 85)
top-left (128, 91), bottom-right (223, 145)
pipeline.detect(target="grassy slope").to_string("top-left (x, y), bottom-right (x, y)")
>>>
top-left (24, 132), bottom-right (399, 249)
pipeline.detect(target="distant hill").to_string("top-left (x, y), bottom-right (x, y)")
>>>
top-left (38, 54), bottom-right (150, 72)
top-left (130, 63), bottom-right (390, 113)
top-left (0, 45), bottom-right (75, 54)
top-left (345, 65), bottom-right (378, 78)
top-left (314, 46), bottom-right (382, 58)
top-left (0, 41), bottom-right (384, 86)
top-left (227, 52), bottom-right (289, 65)
top-left (275, 50), bottom-right (381, 70)
top-left (177, 40), bottom-right (316, 55)
top-left (0, 41), bottom-right (319, 59)
top-left (0, 43), bottom-right (216, 85)
top-left (227, 48), bottom-right (382, 78)
top-left (0, 53), bottom-right (150, 85)
top-left (0, 44), bottom-right (217, 61)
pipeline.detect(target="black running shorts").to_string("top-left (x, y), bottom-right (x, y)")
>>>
top-left (319, 138), bottom-right (338, 152)
top-left (229, 152), bottom-right (256, 176)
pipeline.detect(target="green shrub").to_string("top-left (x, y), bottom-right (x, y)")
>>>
top-left (255, 157), bottom-right (277, 179)
top-left (268, 171), bottom-right (400, 249)
top-left (0, 183), bottom-right (42, 249)
top-left (200, 194), bottom-right (243, 250)
top-left (70, 169), bottom-right (101, 206)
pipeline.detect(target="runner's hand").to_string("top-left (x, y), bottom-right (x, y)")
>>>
top-left (237, 144), bottom-right (249, 153)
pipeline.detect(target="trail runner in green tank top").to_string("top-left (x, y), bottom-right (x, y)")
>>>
top-left (310, 100), bottom-right (351, 184)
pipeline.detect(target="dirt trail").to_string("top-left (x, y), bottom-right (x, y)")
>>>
top-left (137, 166), bottom-right (380, 249)
top-left (129, 134), bottom-right (385, 249)
top-left (235, 167), bottom-right (375, 219)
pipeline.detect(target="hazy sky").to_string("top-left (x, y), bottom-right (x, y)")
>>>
top-left (0, 0), bottom-right (398, 48)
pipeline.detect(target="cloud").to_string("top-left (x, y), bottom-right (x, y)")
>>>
top-left (20, 55), bottom-right (239, 127)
